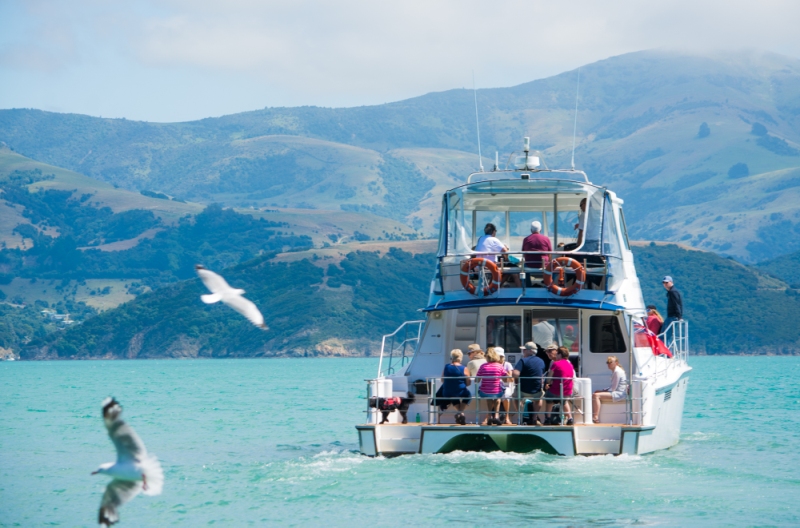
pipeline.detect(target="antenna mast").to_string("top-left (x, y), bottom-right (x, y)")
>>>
top-left (473, 71), bottom-right (484, 172)
top-left (570, 67), bottom-right (581, 170)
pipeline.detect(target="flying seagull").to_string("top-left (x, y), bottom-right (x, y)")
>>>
top-left (195, 264), bottom-right (267, 329)
top-left (93, 397), bottom-right (163, 527)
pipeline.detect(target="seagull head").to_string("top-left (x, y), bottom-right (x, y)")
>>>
top-left (92, 462), bottom-right (114, 476)
top-left (194, 264), bottom-right (206, 270)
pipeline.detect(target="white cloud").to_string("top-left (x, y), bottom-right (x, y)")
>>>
top-left (1, 0), bottom-right (799, 121)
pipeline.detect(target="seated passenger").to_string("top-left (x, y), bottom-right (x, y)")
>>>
top-left (646, 305), bottom-right (663, 335)
top-left (592, 356), bottom-right (628, 423)
top-left (496, 347), bottom-right (515, 425)
top-left (476, 347), bottom-right (506, 425)
top-left (545, 346), bottom-right (574, 425)
top-left (475, 223), bottom-right (509, 263)
top-left (441, 349), bottom-right (471, 425)
top-left (464, 345), bottom-right (486, 396)
top-left (521, 220), bottom-right (552, 269)
top-left (514, 342), bottom-right (546, 425)
top-left (475, 223), bottom-right (520, 287)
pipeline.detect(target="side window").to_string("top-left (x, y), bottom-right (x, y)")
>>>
top-left (618, 208), bottom-right (631, 251)
top-left (486, 316), bottom-right (522, 353)
top-left (589, 316), bottom-right (627, 353)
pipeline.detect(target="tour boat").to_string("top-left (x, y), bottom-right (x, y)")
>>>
top-left (356, 140), bottom-right (691, 456)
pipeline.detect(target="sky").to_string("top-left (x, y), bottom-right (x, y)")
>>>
top-left (1, 0), bottom-right (799, 123)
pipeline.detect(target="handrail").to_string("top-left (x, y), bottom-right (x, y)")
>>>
top-left (659, 319), bottom-right (689, 364)
top-left (378, 320), bottom-right (425, 377)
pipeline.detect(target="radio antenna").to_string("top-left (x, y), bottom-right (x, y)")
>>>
top-left (570, 67), bottom-right (581, 170)
top-left (473, 71), bottom-right (484, 172)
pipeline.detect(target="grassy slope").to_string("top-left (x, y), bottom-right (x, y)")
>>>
top-left (3, 51), bottom-right (800, 259)
top-left (22, 243), bottom-right (800, 359)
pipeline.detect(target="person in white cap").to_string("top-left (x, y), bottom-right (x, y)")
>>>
top-left (521, 220), bottom-right (552, 270)
top-left (494, 347), bottom-right (515, 425)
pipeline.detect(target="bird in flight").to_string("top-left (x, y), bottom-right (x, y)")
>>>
top-left (195, 264), bottom-right (267, 329)
top-left (93, 397), bottom-right (164, 526)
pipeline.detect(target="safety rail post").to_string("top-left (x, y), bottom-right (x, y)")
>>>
top-left (378, 320), bottom-right (425, 378)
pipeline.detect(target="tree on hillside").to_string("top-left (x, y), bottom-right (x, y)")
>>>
top-left (697, 122), bottom-right (710, 138)
top-left (728, 162), bottom-right (749, 179)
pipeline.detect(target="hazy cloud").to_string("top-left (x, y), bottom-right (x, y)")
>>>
top-left (1, 0), bottom-right (799, 121)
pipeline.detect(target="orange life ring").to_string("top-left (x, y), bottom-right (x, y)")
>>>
top-left (460, 258), bottom-right (501, 296)
top-left (543, 257), bottom-right (586, 296)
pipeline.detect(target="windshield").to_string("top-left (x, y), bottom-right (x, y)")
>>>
top-left (438, 179), bottom-right (604, 257)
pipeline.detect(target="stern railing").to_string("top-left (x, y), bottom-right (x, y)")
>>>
top-left (378, 320), bottom-right (425, 377)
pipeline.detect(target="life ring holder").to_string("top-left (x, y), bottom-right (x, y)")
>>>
top-left (459, 258), bottom-right (501, 297)
top-left (543, 257), bottom-right (586, 297)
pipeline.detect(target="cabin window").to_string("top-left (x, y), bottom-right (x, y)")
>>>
top-left (523, 310), bottom-right (579, 351)
top-left (589, 316), bottom-right (627, 353)
top-left (486, 316), bottom-right (521, 353)
top-left (618, 208), bottom-right (631, 250)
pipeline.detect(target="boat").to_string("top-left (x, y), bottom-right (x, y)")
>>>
top-left (356, 139), bottom-right (691, 456)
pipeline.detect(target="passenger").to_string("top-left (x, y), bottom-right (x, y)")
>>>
top-left (646, 305), bottom-right (663, 335)
top-left (475, 223), bottom-right (509, 263)
top-left (475, 223), bottom-right (521, 288)
top-left (563, 324), bottom-right (579, 352)
top-left (545, 346), bottom-right (574, 425)
top-left (464, 344), bottom-right (486, 393)
top-left (574, 198), bottom-right (587, 246)
top-left (592, 356), bottom-right (629, 423)
top-left (476, 347), bottom-right (506, 425)
top-left (661, 276), bottom-right (684, 342)
top-left (514, 342), bottom-right (546, 425)
top-left (532, 318), bottom-right (555, 348)
top-left (495, 347), bottom-right (515, 425)
top-left (540, 342), bottom-right (558, 374)
top-left (441, 349), bottom-right (471, 425)
top-left (521, 220), bottom-right (552, 269)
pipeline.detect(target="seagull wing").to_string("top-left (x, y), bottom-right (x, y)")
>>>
top-left (223, 294), bottom-right (267, 328)
top-left (196, 267), bottom-right (231, 294)
top-left (103, 398), bottom-right (147, 462)
top-left (98, 479), bottom-right (142, 527)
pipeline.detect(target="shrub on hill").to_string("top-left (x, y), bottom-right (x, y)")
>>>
top-left (697, 122), bottom-right (710, 138)
top-left (727, 162), bottom-right (749, 179)
top-left (23, 244), bottom-right (800, 358)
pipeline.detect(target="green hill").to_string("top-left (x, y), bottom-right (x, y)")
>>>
top-left (19, 244), bottom-right (800, 359)
top-left (3, 50), bottom-right (800, 260)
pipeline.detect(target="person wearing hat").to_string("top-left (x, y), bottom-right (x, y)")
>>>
top-left (662, 276), bottom-right (683, 341)
top-left (494, 347), bottom-right (515, 425)
top-left (513, 342), bottom-right (546, 425)
top-left (464, 344), bottom-right (486, 397)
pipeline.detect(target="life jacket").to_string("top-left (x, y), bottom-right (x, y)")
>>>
top-left (380, 397), bottom-right (403, 410)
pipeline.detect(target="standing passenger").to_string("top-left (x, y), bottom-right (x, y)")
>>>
top-left (661, 276), bottom-right (683, 342)
top-left (574, 198), bottom-right (587, 246)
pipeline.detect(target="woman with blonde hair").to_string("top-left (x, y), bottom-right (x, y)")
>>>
top-left (646, 305), bottom-right (663, 335)
top-left (592, 356), bottom-right (628, 423)
top-left (475, 347), bottom-right (506, 425)
top-left (440, 349), bottom-right (471, 425)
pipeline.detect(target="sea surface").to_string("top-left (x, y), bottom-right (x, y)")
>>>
top-left (1, 356), bottom-right (798, 526)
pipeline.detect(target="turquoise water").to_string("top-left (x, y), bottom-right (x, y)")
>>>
top-left (1, 357), bottom-right (798, 526)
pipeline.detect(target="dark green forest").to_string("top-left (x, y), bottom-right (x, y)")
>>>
top-left (20, 244), bottom-right (800, 359)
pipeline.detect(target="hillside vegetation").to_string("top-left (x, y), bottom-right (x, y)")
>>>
top-left (2, 50), bottom-right (800, 260)
top-left (21, 244), bottom-right (800, 359)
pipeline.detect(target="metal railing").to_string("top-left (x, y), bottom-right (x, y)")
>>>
top-left (365, 375), bottom-right (646, 426)
top-left (437, 251), bottom-right (610, 295)
top-left (377, 320), bottom-right (425, 377)
top-left (659, 319), bottom-right (689, 363)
